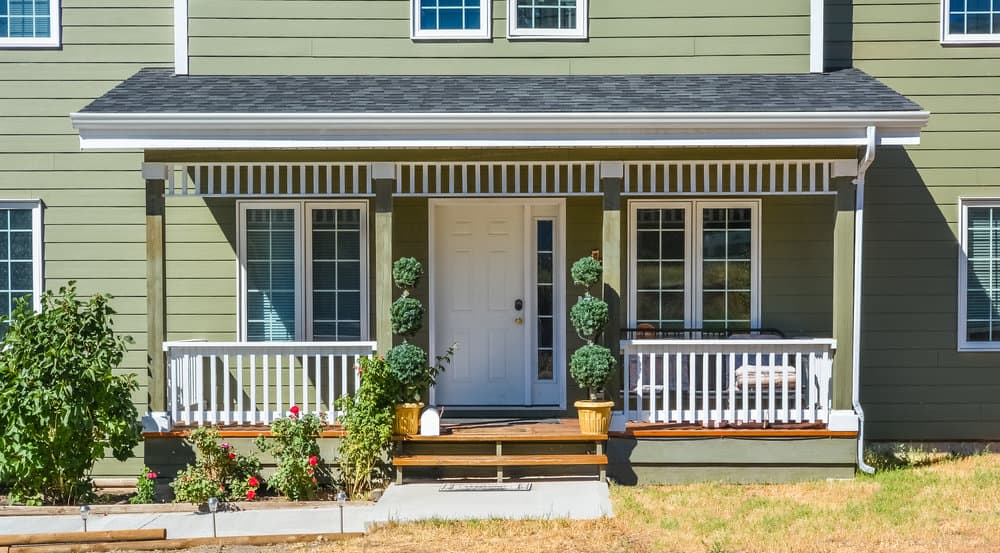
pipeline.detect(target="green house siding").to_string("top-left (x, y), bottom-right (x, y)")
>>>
top-left (187, 0), bottom-right (810, 75)
top-left (0, 0), bottom-right (173, 477)
top-left (851, 0), bottom-right (1000, 440)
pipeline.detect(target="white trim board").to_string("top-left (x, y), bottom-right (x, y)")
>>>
top-left (810, 0), bottom-right (824, 72)
top-left (174, 0), bottom-right (189, 74)
top-left (71, 111), bottom-right (929, 150)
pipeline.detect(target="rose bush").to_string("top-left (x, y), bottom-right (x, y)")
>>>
top-left (171, 427), bottom-right (261, 505)
top-left (255, 406), bottom-right (324, 501)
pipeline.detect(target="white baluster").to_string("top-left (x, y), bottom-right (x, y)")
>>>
top-left (714, 352), bottom-right (723, 424)
top-left (249, 354), bottom-right (257, 424)
top-left (210, 356), bottom-right (218, 424)
top-left (182, 354), bottom-right (191, 425)
top-left (315, 354), bottom-right (322, 415)
top-left (648, 352), bottom-right (657, 423)
top-left (781, 351), bottom-right (789, 423)
top-left (687, 352), bottom-right (696, 423)
top-left (263, 354), bottom-right (270, 424)
top-left (236, 354), bottom-right (244, 425)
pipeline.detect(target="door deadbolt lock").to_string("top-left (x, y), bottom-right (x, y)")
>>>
top-left (514, 299), bottom-right (523, 311)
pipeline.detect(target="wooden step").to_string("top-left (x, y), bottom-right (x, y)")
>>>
top-left (393, 453), bottom-right (608, 467)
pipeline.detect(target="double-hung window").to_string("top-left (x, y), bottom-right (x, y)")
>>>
top-left (629, 200), bottom-right (760, 333)
top-left (508, 0), bottom-right (588, 39)
top-left (0, 201), bottom-right (43, 336)
top-left (1, 0), bottom-right (60, 48)
top-left (412, 0), bottom-right (491, 40)
top-left (942, 0), bottom-right (1000, 43)
top-left (238, 201), bottom-right (368, 342)
top-left (958, 199), bottom-right (1000, 350)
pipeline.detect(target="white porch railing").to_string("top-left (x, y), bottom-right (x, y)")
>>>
top-left (164, 341), bottom-right (378, 426)
top-left (620, 338), bottom-right (836, 425)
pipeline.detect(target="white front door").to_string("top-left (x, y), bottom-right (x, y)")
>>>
top-left (433, 203), bottom-right (527, 406)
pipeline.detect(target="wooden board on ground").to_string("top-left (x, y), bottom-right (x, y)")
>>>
top-left (0, 529), bottom-right (166, 547)
top-left (7, 532), bottom-right (362, 553)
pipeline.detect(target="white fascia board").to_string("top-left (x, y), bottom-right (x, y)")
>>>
top-left (70, 110), bottom-right (930, 150)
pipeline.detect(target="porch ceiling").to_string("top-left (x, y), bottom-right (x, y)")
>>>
top-left (71, 68), bottom-right (929, 150)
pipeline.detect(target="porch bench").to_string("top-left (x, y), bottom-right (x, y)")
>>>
top-left (392, 453), bottom-right (608, 484)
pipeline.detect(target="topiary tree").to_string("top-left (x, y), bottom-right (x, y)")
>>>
top-left (568, 256), bottom-right (617, 401)
top-left (385, 257), bottom-right (452, 404)
top-left (0, 283), bottom-right (140, 505)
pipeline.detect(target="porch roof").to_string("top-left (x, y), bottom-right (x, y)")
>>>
top-left (71, 68), bottom-right (928, 150)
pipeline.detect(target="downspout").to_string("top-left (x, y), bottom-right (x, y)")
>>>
top-left (853, 125), bottom-right (877, 474)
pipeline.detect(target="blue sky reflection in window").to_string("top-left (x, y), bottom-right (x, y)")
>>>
top-left (420, 0), bottom-right (482, 30)
top-left (1, 0), bottom-right (52, 38)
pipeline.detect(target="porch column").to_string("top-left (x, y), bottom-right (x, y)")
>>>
top-left (143, 163), bottom-right (167, 420)
top-left (372, 163), bottom-right (396, 353)
top-left (600, 162), bottom-right (625, 401)
top-left (832, 180), bottom-right (856, 411)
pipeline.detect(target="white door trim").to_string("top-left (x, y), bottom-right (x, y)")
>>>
top-left (428, 198), bottom-right (567, 410)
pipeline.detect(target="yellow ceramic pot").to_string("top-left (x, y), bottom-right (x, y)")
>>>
top-left (393, 402), bottom-right (424, 435)
top-left (574, 400), bottom-right (615, 435)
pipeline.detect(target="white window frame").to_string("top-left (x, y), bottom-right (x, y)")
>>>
top-left (0, 200), bottom-right (43, 312)
top-left (237, 200), bottom-right (369, 342)
top-left (941, 0), bottom-right (1000, 45)
top-left (0, 0), bottom-right (61, 48)
top-left (957, 198), bottom-right (1000, 351)
top-left (627, 199), bottom-right (761, 330)
top-left (411, 0), bottom-right (492, 40)
top-left (507, 0), bottom-right (588, 40)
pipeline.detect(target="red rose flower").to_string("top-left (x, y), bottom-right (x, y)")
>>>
top-left (307, 467), bottom-right (315, 475)
top-left (248, 476), bottom-right (259, 488)
top-left (228, 452), bottom-right (236, 460)
top-left (246, 490), bottom-right (256, 500)
top-left (311, 477), bottom-right (318, 484)
top-left (308, 455), bottom-right (318, 466)
top-left (146, 471), bottom-right (157, 480)
top-left (289, 405), bottom-right (300, 417)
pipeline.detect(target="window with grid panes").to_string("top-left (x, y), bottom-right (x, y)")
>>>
top-left (1, 0), bottom-right (59, 47)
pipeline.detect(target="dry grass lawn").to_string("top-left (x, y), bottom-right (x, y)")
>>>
top-left (303, 452), bottom-right (1000, 553)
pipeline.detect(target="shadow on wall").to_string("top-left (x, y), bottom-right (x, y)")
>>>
top-left (861, 147), bottom-right (971, 441)
top-left (826, 0), bottom-right (854, 70)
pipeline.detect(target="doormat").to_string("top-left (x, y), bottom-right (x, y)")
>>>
top-left (439, 483), bottom-right (532, 492)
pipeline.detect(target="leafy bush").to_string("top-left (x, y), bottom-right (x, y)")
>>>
top-left (392, 257), bottom-right (424, 289)
top-left (571, 256), bottom-right (602, 289)
top-left (0, 283), bottom-right (139, 505)
top-left (171, 427), bottom-right (262, 505)
top-left (131, 467), bottom-right (157, 504)
top-left (567, 256), bottom-right (615, 400)
top-left (570, 295), bottom-right (610, 341)
top-left (570, 344), bottom-right (618, 401)
top-left (386, 343), bottom-right (428, 402)
top-left (255, 408), bottom-right (323, 500)
top-left (390, 296), bottom-right (424, 337)
top-left (336, 356), bottom-right (398, 498)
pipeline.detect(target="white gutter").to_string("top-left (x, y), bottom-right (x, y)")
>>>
top-left (853, 125), bottom-right (877, 475)
top-left (70, 110), bottom-right (929, 150)
top-left (810, 0), bottom-right (825, 73)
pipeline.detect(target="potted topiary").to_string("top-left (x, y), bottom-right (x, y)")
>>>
top-left (385, 257), bottom-right (455, 435)
top-left (568, 256), bottom-right (617, 434)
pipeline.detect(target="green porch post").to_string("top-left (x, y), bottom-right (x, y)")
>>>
top-left (372, 163), bottom-right (395, 354)
top-left (600, 162), bottom-right (625, 405)
top-left (143, 163), bottom-right (167, 419)
top-left (832, 180), bottom-right (856, 411)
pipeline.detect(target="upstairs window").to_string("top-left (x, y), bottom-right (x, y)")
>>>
top-left (508, 0), bottom-right (587, 39)
top-left (0, 0), bottom-right (60, 48)
top-left (942, 0), bottom-right (1000, 43)
top-left (412, 0), bottom-right (491, 40)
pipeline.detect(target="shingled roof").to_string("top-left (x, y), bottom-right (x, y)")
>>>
top-left (81, 68), bottom-right (922, 114)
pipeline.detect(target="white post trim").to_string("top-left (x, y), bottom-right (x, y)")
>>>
top-left (810, 0), bottom-right (825, 73)
top-left (174, 0), bottom-right (189, 75)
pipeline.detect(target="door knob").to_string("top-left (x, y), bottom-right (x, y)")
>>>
top-left (514, 317), bottom-right (524, 325)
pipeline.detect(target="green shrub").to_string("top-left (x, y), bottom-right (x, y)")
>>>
top-left (255, 410), bottom-right (323, 500)
top-left (386, 343), bottom-right (429, 403)
top-left (390, 296), bottom-right (424, 337)
top-left (570, 295), bottom-right (610, 341)
top-left (171, 427), bottom-right (261, 504)
top-left (0, 283), bottom-right (139, 505)
top-left (131, 467), bottom-right (157, 504)
top-left (336, 356), bottom-right (398, 498)
top-left (393, 257), bottom-right (424, 289)
top-left (571, 256), bottom-right (602, 289)
top-left (570, 344), bottom-right (618, 401)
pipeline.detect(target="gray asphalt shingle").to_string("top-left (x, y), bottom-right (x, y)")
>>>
top-left (80, 68), bottom-right (922, 114)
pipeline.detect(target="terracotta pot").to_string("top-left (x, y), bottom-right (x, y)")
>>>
top-left (574, 400), bottom-right (614, 435)
top-left (393, 402), bottom-right (424, 435)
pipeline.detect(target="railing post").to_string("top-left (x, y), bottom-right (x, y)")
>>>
top-left (600, 162), bottom-right (624, 406)
top-left (833, 181), bottom-right (856, 412)
top-left (372, 163), bottom-right (395, 354)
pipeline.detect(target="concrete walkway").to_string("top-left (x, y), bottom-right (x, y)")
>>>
top-left (367, 481), bottom-right (613, 525)
top-left (0, 505), bottom-right (371, 537)
top-left (0, 482), bottom-right (611, 538)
